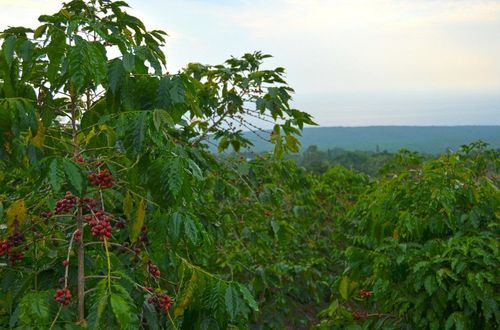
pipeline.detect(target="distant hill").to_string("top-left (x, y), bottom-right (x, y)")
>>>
top-left (237, 126), bottom-right (500, 154)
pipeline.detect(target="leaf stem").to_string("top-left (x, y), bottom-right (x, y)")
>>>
top-left (103, 237), bottom-right (112, 292)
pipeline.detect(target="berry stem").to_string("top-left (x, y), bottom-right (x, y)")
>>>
top-left (64, 229), bottom-right (78, 288)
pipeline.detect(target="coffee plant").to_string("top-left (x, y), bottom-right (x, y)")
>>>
top-left (316, 142), bottom-right (499, 329)
top-left (0, 0), bottom-right (314, 328)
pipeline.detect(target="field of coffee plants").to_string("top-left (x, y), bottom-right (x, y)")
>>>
top-left (0, 1), bottom-right (498, 329)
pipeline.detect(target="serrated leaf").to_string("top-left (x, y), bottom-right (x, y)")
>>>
top-left (130, 198), bottom-right (145, 243)
top-left (6, 199), bottom-right (27, 234)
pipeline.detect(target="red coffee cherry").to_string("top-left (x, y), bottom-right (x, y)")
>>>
top-left (8, 232), bottom-right (24, 247)
top-left (74, 229), bottom-right (81, 242)
top-left (84, 212), bottom-right (112, 240)
top-left (87, 169), bottom-right (114, 189)
top-left (54, 288), bottom-right (72, 305)
top-left (359, 289), bottom-right (373, 298)
top-left (80, 198), bottom-right (99, 213)
top-left (63, 260), bottom-right (70, 267)
top-left (0, 240), bottom-right (11, 256)
top-left (8, 251), bottom-right (24, 265)
top-left (54, 192), bottom-right (79, 214)
top-left (148, 262), bottom-right (161, 278)
top-left (147, 293), bottom-right (172, 313)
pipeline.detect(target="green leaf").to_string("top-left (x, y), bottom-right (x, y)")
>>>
top-left (237, 284), bottom-right (259, 312)
top-left (170, 212), bottom-right (183, 243)
top-left (2, 35), bottom-right (16, 68)
top-left (18, 291), bottom-right (49, 326)
top-left (123, 52), bottom-right (135, 72)
top-left (33, 24), bottom-right (48, 39)
top-left (424, 275), bottom-right (437, 295)
top-left (184, 215), bottom-right (199, 245)
top-left (224, 285), bottom-right (240, 321)
top-left (87, 280), bottom-right (110, 330)
top-left (124, 112), bottom-right (147, 156)
top-left (48, 158), bottom-right (64, 193)
top-left (108, 58), bottom-right (125, 93)
top-left (169, 76), bottom-right (185, 104)
top-left (339, 276), bottom-right (349, 300)
top-left (62, 158), bottom-right (84, 194)
top-left (110, 293), bottom-right (132, 329)
top-left (186, 159), bottom-right (203, 180)
top-left (68, 39), bottom-right (88, 92)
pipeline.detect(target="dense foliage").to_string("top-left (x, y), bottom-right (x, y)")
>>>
top-left (316, 142), bottom-right (499, 329)
top-left (0, 0), bottom-right (313, 328)
top-left (0, 1), bottom-right (498, 329)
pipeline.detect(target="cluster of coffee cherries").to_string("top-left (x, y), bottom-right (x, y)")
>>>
top-left (148, 262), bottom-right (161, 278)
top-left (87, 169), bottom-right (113, 189)
top-left (84, 211), bottom-right (113, 240)
top-left (359, 289), bottom-right (373, 298)
top-left (147, 293), bottom-right (172, 313)
top-left (54, 288), bottom-right (72, 305)
top-left (352, 310), bottom-right (369, 319)
top-left (0, 232), bottom-right (25, 264)
top-left (54, 191), bottom-right (79, 215)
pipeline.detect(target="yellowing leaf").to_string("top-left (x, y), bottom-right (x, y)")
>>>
top-left (30, 122), bottom-right (45, 147)
top-left (174, 272), bottom-right (198, 318)
top-left (129, 198), bottom-right (145, 243)
top-left (123, 192), bottom-right (133, 220)
top-left (85, 127), bottom-right (96, 145)
top-left (6, 199), bottom-right (27, 233)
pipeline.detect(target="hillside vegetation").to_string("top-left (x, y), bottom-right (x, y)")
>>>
top-left (240, 126), bottom-right (500, 154)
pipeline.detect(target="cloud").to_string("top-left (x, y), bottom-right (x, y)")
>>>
top-left (1, 0), bottom-right (498, 125)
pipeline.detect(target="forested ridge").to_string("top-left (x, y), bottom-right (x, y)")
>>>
top-left (0, 1), bottom-right (498, 329)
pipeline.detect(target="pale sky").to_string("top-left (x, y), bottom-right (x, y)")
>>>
top-left (1, 0), bottom-right (499, 126)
